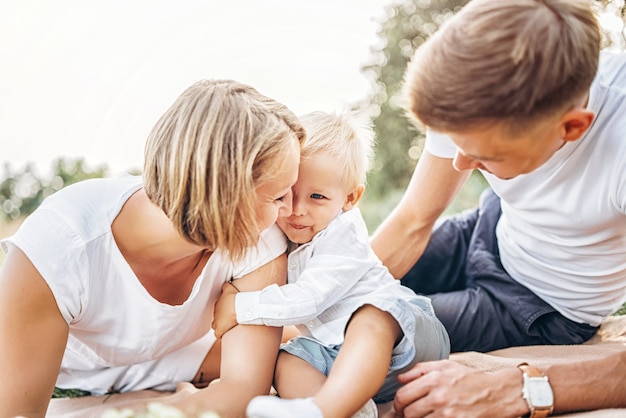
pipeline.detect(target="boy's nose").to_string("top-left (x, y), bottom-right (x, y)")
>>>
top-left (291, 196), bottom-right (306, 217)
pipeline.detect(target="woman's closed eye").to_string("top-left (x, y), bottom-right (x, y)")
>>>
top-left (275, 189), bottom-right (292, 202)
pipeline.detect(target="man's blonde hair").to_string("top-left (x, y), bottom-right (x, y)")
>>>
top-left (299, 111), bottom-right (375, 190)
top-left (404, 0), bottom-right (601, 132)
top-left (143, 79), bottom-right (305, 259)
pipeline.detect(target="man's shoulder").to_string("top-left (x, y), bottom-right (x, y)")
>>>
top-left (598, 51), bottom-right (626, 86)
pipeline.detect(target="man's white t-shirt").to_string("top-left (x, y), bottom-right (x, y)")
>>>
top-left (424, 52), bottom-right (626, 326)
top-left (1, 176), bottom-right (287, 393)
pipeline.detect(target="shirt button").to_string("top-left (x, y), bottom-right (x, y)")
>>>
top-left (289, 264), bottom-right (296, 270)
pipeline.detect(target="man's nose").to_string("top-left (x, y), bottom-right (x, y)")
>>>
top-left (453, 151), bottom-right (482, 171)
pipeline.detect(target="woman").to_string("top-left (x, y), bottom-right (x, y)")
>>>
top-left (0, 79), bottom-right (304, 418)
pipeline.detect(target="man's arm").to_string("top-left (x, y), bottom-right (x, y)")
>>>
top-left (371, 151), bottom-right (470, 278)
top-left (546, 349), bottom-right (626, 412)
top-left (0, 246), bottom-right (69, 418)
top-left (392, 352), bottom-right (626, 418)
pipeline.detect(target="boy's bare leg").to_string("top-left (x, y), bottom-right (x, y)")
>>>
top-left (281, 325), bottom-right (300, 343)
top-left (274, 351), bottom-right (327, 398)
top-left (315, 305), bottom-right (401, 418)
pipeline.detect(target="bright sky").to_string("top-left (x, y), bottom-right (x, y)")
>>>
top-left (0, 0), bottom-right (390, 177)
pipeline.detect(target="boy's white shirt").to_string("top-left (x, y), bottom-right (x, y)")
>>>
top-left (234, 207), bottom-right (427, 345)
top-left (0, 176), bottom-right (287, 393)
top-left (424, 51), bottom-right (626, 326)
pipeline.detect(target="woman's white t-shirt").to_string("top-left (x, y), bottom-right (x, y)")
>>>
top-left (1, 176), bottom-right (287, 393)
top-left (424, 52), bottom-right (626, 326)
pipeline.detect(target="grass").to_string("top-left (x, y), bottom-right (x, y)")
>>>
top-left (52, 388), bottom-right (91, 398)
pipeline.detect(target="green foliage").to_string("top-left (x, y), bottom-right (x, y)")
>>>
top-left (52, 387), bottom-right (91, 398)
top-left (360, 0), bottom-right (471, 200)
top-left (0, 158), bottom-right (108, 221)
top-left (594, 0), bottom-right (626, 51)
top-left (357, 0), bottom-right (475, 230)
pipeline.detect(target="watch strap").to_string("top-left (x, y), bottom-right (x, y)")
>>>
top-left (517, 362), bottom-right (553, 418)
top-left (518, 363), bottom-right (544, 378)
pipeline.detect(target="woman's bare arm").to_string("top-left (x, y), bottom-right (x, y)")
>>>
top-left (0, 246), bottom-right (69, 418)
top-left (172, 253), bottom-right (287, 418)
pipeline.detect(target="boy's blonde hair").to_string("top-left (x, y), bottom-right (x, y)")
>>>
top-left (299, 111), bottom-right (375, 190)
top-left (143, 79), bottom-right (305, 259)
top-left (404, 0), bottom-right (601, 133)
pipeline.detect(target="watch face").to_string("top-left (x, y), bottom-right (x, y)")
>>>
top-left (528, 378), bottom-right (554, 407)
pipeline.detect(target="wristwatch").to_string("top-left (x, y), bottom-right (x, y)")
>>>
top-left (517, 362), bottom-right (554, 418)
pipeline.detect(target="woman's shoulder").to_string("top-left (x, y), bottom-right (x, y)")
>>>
top-left (42, 176), bottom-right (142, 212)
top-left (2, 176), bottom-right (143, 288)
top-left (36, 176), bottom-right (143, 238)
top-left (229, 224), bottom-right (288, 279)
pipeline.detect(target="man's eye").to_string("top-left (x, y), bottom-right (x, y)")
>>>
top-left (310, 193), bottom-right (325, 200)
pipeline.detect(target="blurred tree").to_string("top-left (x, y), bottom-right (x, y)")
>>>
top-left (363, 0), bottom-right (469, 196)
top-left (358, 0), bottom-right (626, 230)
top-left (0, 158), bottom-right (108, 221)
top-left (596, 0), bottom-right (626, 50)
top-left (357, 0), bottom-right (481, 230)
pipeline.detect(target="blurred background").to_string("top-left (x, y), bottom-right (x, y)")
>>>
top-left (2, 0), bottom-right (625, 255)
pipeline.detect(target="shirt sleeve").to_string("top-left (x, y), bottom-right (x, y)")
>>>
top-left (424, 128), bottom-right (457, 159)
top-left (234, 216), bottom-right (374, 326)
top-left (1, 209), bottom-right (87, 324)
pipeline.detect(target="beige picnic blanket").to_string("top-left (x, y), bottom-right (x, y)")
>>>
top-left (47, 316), bottom-right (626, 417)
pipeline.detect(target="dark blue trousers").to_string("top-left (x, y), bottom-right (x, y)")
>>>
top-left (401, 189), bottom-right (598, 353)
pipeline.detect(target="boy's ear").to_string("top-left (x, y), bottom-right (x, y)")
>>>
top-left (343, 184), bottom-right (365, 211)
top-left (561, 108), bottom-right (594, 142)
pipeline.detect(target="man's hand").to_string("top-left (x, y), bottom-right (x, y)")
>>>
top-left (212, 281), bottom-right (239, 339)
top-left (393, 360), bottom-right (527, 418)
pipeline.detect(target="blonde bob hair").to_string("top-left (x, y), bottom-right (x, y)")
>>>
top-left (143, 79), bottom-right (305, 259)
top-left (404, 0), bottom-right (601, 133)
top-left (299, 111), bottom-right (375, 191)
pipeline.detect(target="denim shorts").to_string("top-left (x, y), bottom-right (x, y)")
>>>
top-left (401, 188), bottom-right (599, 352)
top-left (281, 296), bottom-right (449, 404)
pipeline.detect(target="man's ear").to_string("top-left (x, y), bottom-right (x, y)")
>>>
top-left (343, 184), bottom-right (365, 211)
top-left (561, 108), bottom-right (594, 142)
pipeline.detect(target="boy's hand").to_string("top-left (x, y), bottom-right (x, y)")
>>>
top-left (212, 281), bottom-right (239, 339)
